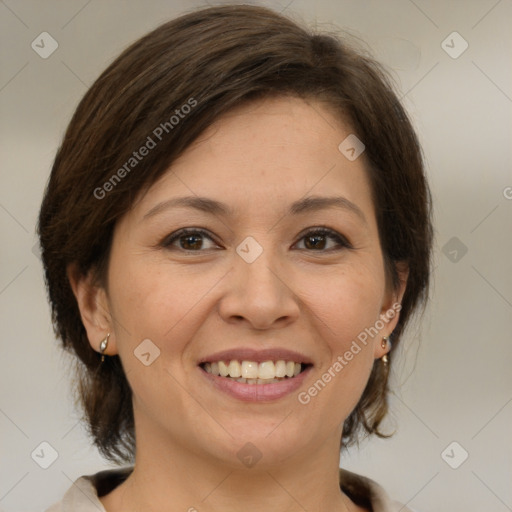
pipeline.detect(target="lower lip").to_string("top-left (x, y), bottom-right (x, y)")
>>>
top-left (199, 366), bottom-right (312, 402)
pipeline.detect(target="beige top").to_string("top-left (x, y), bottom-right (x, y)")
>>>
top-left (45, 467), bottom-right (416, 512)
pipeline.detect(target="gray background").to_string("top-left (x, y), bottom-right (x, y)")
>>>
top-left (1, 1), bottom-right (511, 511)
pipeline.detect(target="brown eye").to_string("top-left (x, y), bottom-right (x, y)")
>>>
top-left (295, 228), bottom-right (351, 251)
top-left (179, 233), bottom-right (204, 250)
top-left (162, 228), bottom-right (220, 251)
top-left (303, 233), bottom-right (327, 250)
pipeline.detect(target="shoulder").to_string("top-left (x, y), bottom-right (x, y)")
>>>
top-left (44, 467), bottom-right (133, 512)
top-left (339, 468), bottom-right (419, 512)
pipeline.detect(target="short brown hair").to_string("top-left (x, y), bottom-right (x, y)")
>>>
top-left (38, 4), bottom-right (433, 463)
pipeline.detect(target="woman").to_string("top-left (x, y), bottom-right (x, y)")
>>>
top-left (39, 4), bottom-right (432, 511)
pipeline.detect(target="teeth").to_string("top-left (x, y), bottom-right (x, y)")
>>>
top-left (233, 377), bottom-right (280, 384)
top-left (258, 361), bottom-right (275, 379)
top-left (218, 361), bottom-right (229, 377)
top-left (275, 360), bottom-right (286, 378)
top-left (203, 359), bottom-right (306, 381)
top-left (228, 360), bottom-right (241, 378)
top-left (241, 361), bottom-right (259, 379)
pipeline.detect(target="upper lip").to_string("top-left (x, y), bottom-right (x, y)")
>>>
top-left (198, 348), bottom-right (313, 365)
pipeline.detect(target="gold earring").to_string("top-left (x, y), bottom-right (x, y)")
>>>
top-left (99, 333), bottom-right (110, 362)
top-left (381, 335), bottom-right (389, 366)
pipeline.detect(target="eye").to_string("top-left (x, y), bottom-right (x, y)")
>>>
top-left (294, 227), bottom-right (352, 251)
top-left (161, 227), bottom-right (351, 253)
top-left (162, 228), bottom-right (221, 251)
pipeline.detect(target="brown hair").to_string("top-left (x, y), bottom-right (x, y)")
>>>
top-left (38, 4), bottom-right (433, 463)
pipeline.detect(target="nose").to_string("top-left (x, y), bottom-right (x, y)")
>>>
top-left (218, 250), bottom-right (300, 330)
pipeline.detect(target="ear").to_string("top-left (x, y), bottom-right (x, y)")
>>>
top-left (374, 260), bottom-right (409, 358)
top-left (67, 263), bottom-right (118, 356)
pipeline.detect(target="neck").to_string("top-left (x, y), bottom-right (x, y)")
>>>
top-left (101, 426), bottom-right (359, 512)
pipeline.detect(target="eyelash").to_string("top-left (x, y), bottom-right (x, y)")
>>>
top-left (161, 227), bottom-right (352, 253)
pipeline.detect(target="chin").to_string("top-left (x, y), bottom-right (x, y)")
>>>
top-left (203, 417), bottom-right (313, 470)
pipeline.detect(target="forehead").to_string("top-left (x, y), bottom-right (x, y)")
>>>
top-left (132, 96), bottom-right (375, 223)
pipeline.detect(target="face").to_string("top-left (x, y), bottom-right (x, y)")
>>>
top-left (76, 96), bottom-right (405, 470)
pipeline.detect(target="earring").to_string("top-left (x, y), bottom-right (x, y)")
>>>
top-left (99, 333), bottom-right (110, 362)
top-left (381, 335), bottom-right (389, 366)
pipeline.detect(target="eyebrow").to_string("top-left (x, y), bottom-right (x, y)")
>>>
top-left (143, 195), bottom-right (367, 224)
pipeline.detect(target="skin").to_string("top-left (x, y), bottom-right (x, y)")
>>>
top-left (71, 96), bottom-right (407, 512)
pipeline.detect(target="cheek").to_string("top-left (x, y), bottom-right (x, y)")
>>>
top-left (294, 263), bottom-right (384, 416)
top-left (106, 261), bottom-right (205, 413)
top-left (300, 261), bottom-right (386, 349)
top-left (107, 258), bottom-right (223, 359)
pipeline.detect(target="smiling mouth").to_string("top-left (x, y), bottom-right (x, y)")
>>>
top-left (200, 360), bottom-right (311, 384)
